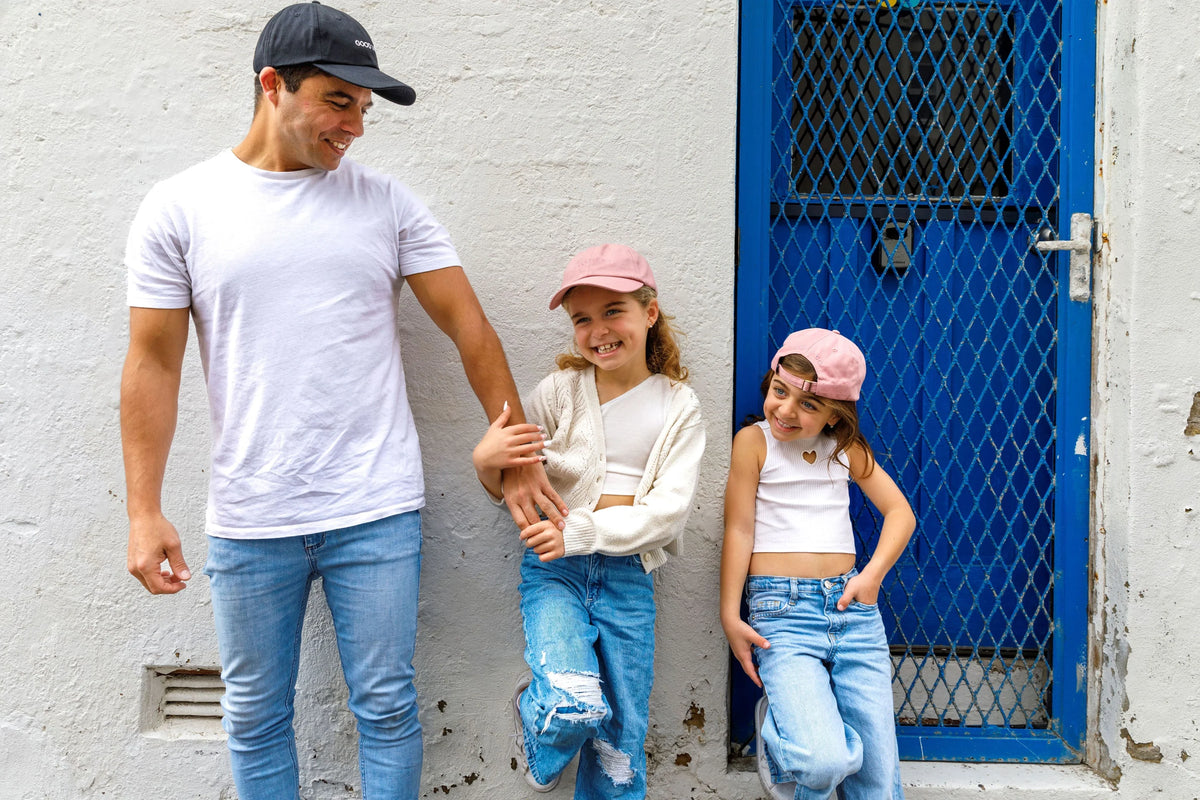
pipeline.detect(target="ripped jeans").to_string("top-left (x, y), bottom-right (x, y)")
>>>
top-left (518, 549), bottom-right (656, 799)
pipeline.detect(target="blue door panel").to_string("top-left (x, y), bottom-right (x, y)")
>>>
top-left (735, 0), bottom-right (1093, 763)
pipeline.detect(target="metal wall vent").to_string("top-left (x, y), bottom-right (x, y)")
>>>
top-left (142, 667), bottom-right (225, 739)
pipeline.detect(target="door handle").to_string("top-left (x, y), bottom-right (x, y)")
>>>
top-left (1035, 212), bottom-right (1094, 302)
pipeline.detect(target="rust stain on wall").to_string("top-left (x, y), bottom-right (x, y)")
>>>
top-left (1121, 727), bottom-right (1163, 762)
top-left (1185, 392), bottom-right (1200, 436)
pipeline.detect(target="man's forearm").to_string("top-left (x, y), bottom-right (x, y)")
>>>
top-left (453, 315), bottom-right (529, 423)
top-left (121, 357), bottom-right (181, 518)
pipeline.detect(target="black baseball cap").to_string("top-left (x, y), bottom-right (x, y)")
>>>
top-left (253, 2), bottom-right (416, 106)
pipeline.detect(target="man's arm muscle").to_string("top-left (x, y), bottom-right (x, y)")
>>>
top-left (406, 267), bottom-right (566, 528)
top-left (121, 306), bottom-right (192, 594)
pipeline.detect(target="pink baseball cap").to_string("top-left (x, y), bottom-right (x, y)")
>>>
top-left (548, 244), bottom-right (657, 310)
top-left (771, 328), bottom-right (866, 401)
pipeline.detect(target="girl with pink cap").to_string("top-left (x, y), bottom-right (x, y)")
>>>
top-left (472, 244), bottom-right (705, 798)
top-left (720, 328), bottom-right (915, 799)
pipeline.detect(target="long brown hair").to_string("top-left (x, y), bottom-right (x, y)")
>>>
top-left (555, 286), bottom-right (689, 382)
top-left (755, 353), bottom-right (875, 476)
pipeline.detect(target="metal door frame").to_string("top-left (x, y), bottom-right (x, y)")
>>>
top-left (735, 0), bottom-right (1094, 762)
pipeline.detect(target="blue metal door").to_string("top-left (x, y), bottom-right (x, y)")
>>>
top-left (735, 0), bottom-right (1093, 762)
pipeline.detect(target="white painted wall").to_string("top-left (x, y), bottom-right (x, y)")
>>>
top-left (0, 1), bottom-right (1197, 798)
top-left (1087, 0), bottom-right (1200, 796)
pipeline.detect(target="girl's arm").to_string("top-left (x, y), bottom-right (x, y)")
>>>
top-left (528, 395), bottom-right (705, 561)
top-left (837, 443), bottom-right (917, 610)
top-left (472, 401), bottom-right (547, 501)
top-left (720, 424), bottom-right (770, 687)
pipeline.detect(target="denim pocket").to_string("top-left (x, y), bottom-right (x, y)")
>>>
top-left (748, 595), bottom-right (790, 620)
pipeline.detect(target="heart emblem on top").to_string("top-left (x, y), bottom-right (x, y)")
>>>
top-left (802, 450), bottom-right (817, 464)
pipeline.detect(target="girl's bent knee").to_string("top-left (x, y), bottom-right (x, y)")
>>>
top-left (529, 671), bottom-right (608, 745)
top-left (796, 749), bottom-right (859, 793)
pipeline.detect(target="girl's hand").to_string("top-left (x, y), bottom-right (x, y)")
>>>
top-left (520, 520), bottom-right (565, 561)
top-left (722, 617), bottom-right (769, 687)
top-left (473, 402), bottom-right (547, 473)
top-left (837, 571), bottom-right (881, 610)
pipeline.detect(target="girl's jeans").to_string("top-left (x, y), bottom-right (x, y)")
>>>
top-left (204, 511), bottom-right (423, 800)
top-left (518, 549), bottom-right (656, 799)
top-left (749, 570), bottom-right (904, 800)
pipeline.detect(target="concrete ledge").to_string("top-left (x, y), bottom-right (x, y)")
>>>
top-left (904, 762), bottom-right (1115, 798)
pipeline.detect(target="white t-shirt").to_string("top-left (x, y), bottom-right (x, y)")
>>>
top-left (126, 150), bottom-right (461, 539)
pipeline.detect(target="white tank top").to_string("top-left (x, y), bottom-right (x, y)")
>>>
top-left (600, 375), bottom-right (671, 495)
top-left (751, 421), bottom-right (855, 554)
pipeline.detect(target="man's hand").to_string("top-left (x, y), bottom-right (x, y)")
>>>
top-left (503, 461), bottom-right (568, 530)
top-left (519, 519), bottom-right (566, 561)
top-left (127, 514), bottom-right (191, 594)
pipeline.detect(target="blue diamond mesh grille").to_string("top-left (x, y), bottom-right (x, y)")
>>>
top-left (765, 0), bottom-right (1062, 737)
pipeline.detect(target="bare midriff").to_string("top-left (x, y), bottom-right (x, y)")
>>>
top-left (594, 494), bottom-right (635, 511)
top-left (748, 551), bottom-right (857, 579)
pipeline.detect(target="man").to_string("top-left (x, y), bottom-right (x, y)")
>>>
top-left (120, 4), bottom-right (564, 798)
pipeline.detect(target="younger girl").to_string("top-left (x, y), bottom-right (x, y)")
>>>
top-left (720, 328), bottom-right (915, 800)
top-left (474, 244), bottom-right (705, 798)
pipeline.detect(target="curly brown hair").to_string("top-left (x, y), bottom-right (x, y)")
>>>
top-left (554, 286), bottom-right (689, 382)
top-left (752, 353), bottom-right (874, 477)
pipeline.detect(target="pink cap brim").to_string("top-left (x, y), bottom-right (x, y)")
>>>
top-left (548, 276), bottom-right (649, 310)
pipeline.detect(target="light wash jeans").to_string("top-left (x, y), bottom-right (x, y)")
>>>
top-left (518, 549), bottom-right (656, 799)
top-left (204, 511), bottom-right (423, 800)
top-left (749, 570), bottom-right (904, 800)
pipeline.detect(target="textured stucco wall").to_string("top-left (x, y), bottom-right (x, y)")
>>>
top-left (1, 2), bottom-right (744, 798)
top-left (2, 0), bottom-right (1200, 798)
top-left (1088, 0), bottom-right (1200, 796)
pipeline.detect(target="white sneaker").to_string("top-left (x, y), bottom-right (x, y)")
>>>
top-left (512, 674), bottom-right (559, 793)
top-left (756, 696), bottom-right (798, 800)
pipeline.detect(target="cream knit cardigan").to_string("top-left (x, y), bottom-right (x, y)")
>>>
top-left (525, 366), bottom-right (705, 573)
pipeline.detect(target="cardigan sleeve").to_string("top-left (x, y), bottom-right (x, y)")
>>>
top-left (560, 393), bottom-right (705, 557)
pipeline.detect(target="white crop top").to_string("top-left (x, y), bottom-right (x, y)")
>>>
top-left (752, 421), bottom-right (856, 554)
top-left (600, 374), bottom-right (671, 495)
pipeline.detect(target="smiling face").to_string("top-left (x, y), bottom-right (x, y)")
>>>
top-left (563, 285), bottom-right (659, 383)
top-left (270, 70), bottom-right (373, 171)
top-left (762, 367), bottom-right (841, 441)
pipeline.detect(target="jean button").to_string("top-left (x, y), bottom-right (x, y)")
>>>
top-left (824, 580), bottom-right (833, 589)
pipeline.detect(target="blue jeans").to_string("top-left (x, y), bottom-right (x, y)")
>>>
top-left (205, 512), bottom-right (423, 800)
top-left (748, 571), bottom-right (903, 800)
top-left (518, 549), bottom-right (656, 799)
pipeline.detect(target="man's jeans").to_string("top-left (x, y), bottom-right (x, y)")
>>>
top-left (518, 549), bottom-right (656, 799)
top-left (205, 511), bottom-right (423, 800)
top-left (749, 571), bottom-right (904, 800)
